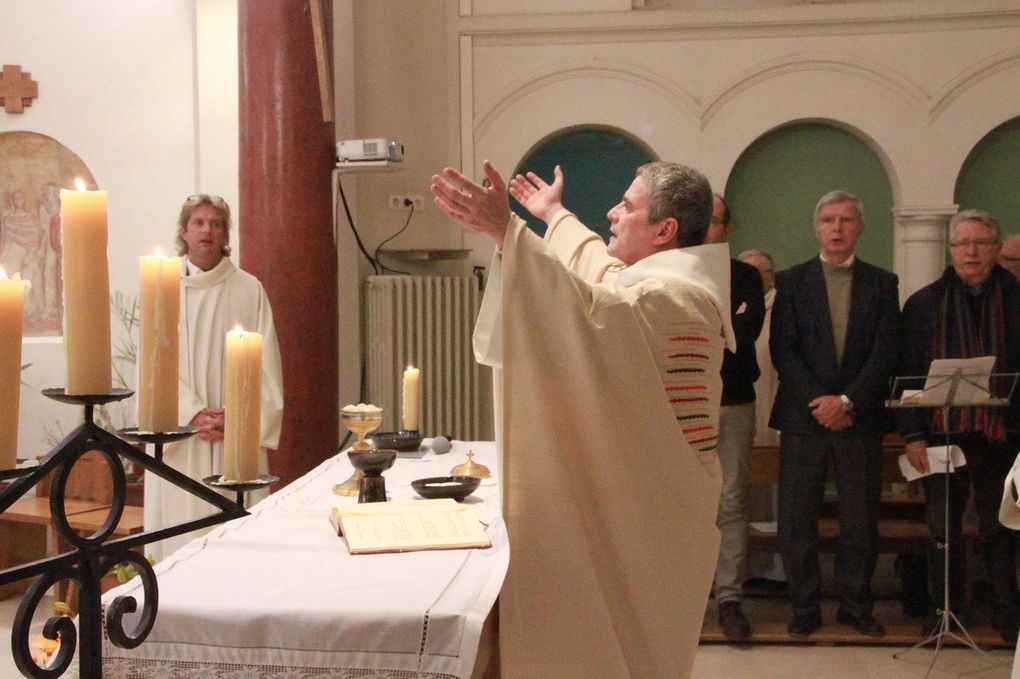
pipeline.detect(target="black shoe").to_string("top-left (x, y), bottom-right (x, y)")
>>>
top-left (835, 608), bottom-right (885, 637)
top-left (718, 600), bottom-right (752, 642)
top-left (787, 611), bottom-right (822, 638)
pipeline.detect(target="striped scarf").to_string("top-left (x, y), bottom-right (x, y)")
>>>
top-left (930, 267), bottom-right (1007, 441)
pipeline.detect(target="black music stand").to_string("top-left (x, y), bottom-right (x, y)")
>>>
top-left (887, 363), bottom-right (1017, 678)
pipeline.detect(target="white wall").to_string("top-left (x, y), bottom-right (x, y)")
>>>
top-left (2, 0), bottom-right (237, 458)
top-left (452, 0), bottom-right (1020, 298)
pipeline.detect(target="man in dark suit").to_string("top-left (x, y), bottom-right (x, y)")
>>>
top-left (899, 210), bottom-right (1020, 641)
top-left (770, 190), bottom-right (899, 638)
top-left (707, 194), bottom-right (766, 641)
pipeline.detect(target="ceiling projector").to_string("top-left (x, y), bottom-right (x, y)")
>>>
top-left (337, 138), bottom-right (403, 162)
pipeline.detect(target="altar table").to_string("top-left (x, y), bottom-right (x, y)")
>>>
top-left (100, 440), bottom-right (507, 679)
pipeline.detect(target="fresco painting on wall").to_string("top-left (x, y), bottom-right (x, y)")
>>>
top-left (0, 131), bottom-right (96, 336)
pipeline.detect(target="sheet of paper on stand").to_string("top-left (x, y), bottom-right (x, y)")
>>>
top-left (101, 439), bottom-right (507, 679)
top-left (898, 444), bottom-right (967, 482)
top-left (901, 355), bottom-right (997, 406)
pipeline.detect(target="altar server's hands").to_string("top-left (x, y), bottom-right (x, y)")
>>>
top-left (190, 407), bottom-right (225, 441)
top-left (509, 164), bottom-right (565, 223)
top-left (431, 160), bottom-right (511, 247)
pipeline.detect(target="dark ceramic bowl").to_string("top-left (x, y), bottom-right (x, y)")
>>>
top-left (347, 449), bottom-right (397, 475)
top-left (369, 431), bottom-right (423, 453)
top-left (411, 475), bottom-right (481, 502)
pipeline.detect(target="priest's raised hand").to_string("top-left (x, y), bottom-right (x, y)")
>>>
top-left (430, 160), bottom-right (510, 247)
top-left (508, 164), bottom-right (565, 224)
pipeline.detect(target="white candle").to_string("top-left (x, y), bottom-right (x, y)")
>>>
top-left (137, 252), bottom-right (180, 432)
top-left (402, 365), bottom-right (420, 431)
top-left (60, 180), bottom-right (112, 395)
top-left (0, 270), bottom-right (29, 470)
top-left (223, 326), bottom-right (262, 481)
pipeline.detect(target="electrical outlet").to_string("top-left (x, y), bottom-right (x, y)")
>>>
top-left (388, 194), bottom-right (424, 210)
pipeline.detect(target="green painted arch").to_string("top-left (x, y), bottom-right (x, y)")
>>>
top-left (955, 116), bottom-right (1020, 239)
top-left (724, 122), bottom-right (895, 273)
top-left (511, 127), bottom-right (656, 241)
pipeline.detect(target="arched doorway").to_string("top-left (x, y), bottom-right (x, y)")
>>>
top-left (724, 122), bottom-right (894, 272)
top-left (956, 116), bottom-right (1020, 238)
top-left (511, 127), bottom-right (656, 241)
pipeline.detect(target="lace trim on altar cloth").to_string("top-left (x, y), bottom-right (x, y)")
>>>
top-left (89, 658), bottom-right (462, 679)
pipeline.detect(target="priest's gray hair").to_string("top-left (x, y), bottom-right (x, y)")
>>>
top-left (636, 161), bottom-right (713, 248)
top-left (175, 193), bottom-right (233, 256)
top-left (813, 190), bottom-right (864, 226)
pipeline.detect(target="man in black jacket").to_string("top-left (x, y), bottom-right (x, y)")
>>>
top-left (770, 190), bottom-right (899, 638)
top-left (899, 209), bottom-right (1020, 641)
top-left (707, 194), bottom-right (765, 641)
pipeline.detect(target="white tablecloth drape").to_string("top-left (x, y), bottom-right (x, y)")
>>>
top-left (101, 440), bottom-right (507, 679)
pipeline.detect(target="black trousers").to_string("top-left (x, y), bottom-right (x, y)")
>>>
top-left (922, 437), bottom-right (1018, 613)
top-left (778, 430), bottom-right (883, 618)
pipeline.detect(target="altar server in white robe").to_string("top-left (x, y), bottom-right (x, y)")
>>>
top-left (431, 160), bottom-right (733, 678)
top-left (999, 449), bottom-right (1020, 676)
top-left (144, 194), bottom-right (284, 561)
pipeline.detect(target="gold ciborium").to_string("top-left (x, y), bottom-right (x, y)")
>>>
top-left (333, 404), bottom-right (383, 496)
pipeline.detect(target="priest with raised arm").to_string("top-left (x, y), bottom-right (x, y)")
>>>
top-left (143, 194), bottom-right (284, 561)
top-left (431, 160), bottom-right (734, 678)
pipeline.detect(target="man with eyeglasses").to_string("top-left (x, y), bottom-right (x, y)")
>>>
top-left (1000, 234), bottom-right (1020, 279)
top-left (770, 190), bottom-right (899, 639)
top-left (705, 195), bottom-right (766, 642)
top-left (898, 209), bottom-right (1020, 641)
top-left (143, 194), bottom-right (284, 561)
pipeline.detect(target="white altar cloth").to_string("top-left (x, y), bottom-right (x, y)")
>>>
top-left (101, 440), bottom-right (507, 679)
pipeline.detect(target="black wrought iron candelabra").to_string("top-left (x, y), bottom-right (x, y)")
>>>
top-left (0, 389), bottom-right (250, 679)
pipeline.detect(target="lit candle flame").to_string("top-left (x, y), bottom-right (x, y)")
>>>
top-left (0, 267), bottom-right (6, 280)
top-left (73, 177), bottom-right (87, 191)
top-left (233, 324), bottom-right (245, 333)
top-left (153, 247), bottom-right (165, 258)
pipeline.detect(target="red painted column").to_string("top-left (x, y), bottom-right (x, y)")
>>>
top-left (238, 0), bottom-right (337, 488)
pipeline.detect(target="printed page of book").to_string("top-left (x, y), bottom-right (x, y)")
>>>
top-left (330, 499), bottom-right (492, 554)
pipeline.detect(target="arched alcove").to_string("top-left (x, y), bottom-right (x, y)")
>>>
top-left (955, 116), bottom-right (1020, 238)
top-left (511, 127), bottom-right (656, 240)
top-left (724, 122), bottom-right (894, 272)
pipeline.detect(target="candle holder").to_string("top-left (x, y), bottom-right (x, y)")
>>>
top-left (202, 474), bottom-right (281, 508)
top-left (333, 406), bottom-right (383, 497)
top-left (0, 388), bottom-right (248, 679)
top-left (118, 426), bottom-right (200, 463)
top-left (0, 461), bottom-right (34, 482)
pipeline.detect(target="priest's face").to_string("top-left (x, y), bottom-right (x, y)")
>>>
top-left (606, 176), bottom-right (664, 265)
top-left (181, 204), bottom-right (228, 269)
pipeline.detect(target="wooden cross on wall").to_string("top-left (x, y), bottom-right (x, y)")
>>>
top-left (0, 64), bottom-right (39, 114)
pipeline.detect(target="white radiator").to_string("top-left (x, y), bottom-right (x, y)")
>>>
top-left (364, 275), bottom-right (482, 439)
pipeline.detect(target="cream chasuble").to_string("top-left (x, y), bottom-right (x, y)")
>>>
top-left (476, 212), bottom-right (732, 678)
top-left (999, 451), bottom-right (1020, 675)
top-left (143, 256), bottom-right (284, 561)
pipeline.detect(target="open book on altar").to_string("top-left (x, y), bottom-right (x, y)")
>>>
top-left (329, 499), bottom-right (492, 554)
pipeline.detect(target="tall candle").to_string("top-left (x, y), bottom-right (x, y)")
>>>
top-left (0, 270), bottom-right (29, 470)
top-left (60, 181), bottom-right (112, 395)
top-left (137, 252), bottom-right (180, 432)
top-left (402, 365), bottom-right (420, 431)
top-left (223, 326), bottom-right (262, 481)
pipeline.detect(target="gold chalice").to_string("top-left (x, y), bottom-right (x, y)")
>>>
top-left (333, 404), bottom-right (383, 496)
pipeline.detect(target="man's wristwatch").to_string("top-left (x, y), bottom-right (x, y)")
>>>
top-left (839, 394), bottom-right (853, 411)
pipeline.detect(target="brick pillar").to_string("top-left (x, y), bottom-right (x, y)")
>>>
top-left (238, 0), bottom-right (337, 487)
